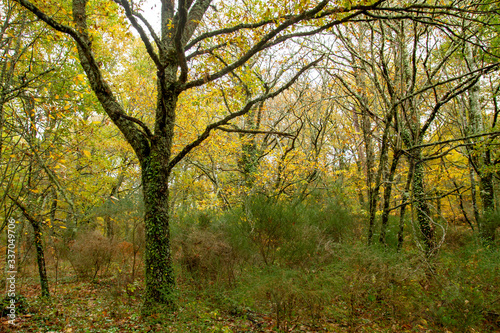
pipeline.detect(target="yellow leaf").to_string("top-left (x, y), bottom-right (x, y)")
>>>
top-left (83, 150), bottom-right (91, 158)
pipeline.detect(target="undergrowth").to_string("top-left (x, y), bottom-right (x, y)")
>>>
top-left (2, 197), bottom-right (499, 332)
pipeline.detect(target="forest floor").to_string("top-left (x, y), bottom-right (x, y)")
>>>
top-left (1, 223), bottom-right (499, 332)
top-left (2, 250), bottom-right (499, 332)
top-left (1, 277), bottom-right (475, 333)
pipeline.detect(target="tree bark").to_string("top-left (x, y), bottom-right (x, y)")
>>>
top-left (469, 162), bottom-right (480, 225)
top-left (413, 153), bottom-right (434, 254)
top-left (379, 151), bottom-right (401, 245)
top-left (397, 159), bottom-right (414, 252)
top-left (479, 173), bottom-right (496, 241)
top-left (32, 221), bottom-right (49, 297)
top-left (9, 196), bottom-right (50, 297)
top-left (142, 149), bottom-right (176, 312)
top-left (465, 43), bottom-right (496, 241)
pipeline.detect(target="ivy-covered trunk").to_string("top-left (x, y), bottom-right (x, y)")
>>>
top-left (141, 150), bottom-right (175, 313)
top-left (397, 159), bottom-right (414, 252)
top-left (479, 173), bottom-right (496, 241)
top-left (379, 151), bottom-right (401, 245)
top-left (464, 43), bottom-right (497, 242)
top-left (141, 68), bottom-right (178, 313)
top-left (412, 151), bottom-right (434, 254)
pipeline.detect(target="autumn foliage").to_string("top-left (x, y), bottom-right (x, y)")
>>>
top-left (1, 0), bottom-right (500, 331)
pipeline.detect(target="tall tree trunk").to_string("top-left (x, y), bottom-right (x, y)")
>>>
top-left (141, 65), bottom-right (179, 312)
top-left (347, 24), bottom-right (377, 245)
top-left (469, 162), bottom-right (480, 225)
top-left (353, 64), bottom-right (376, 244)
top-left (32, 221), bottom-right (49, 297)
top-left (465, 43), bottom-right (496, 241)
top-left (142, 147), bottom-right (175, 312)
top-left (413, 153), bottom-right (434, 254)
top-left (9, 197), bottom-right (50, 297)
top-left (397, 159), bottom-right (414, 252)
top-left (105, 173), bottom-right (125, 239)
top-left (355, 160), bottom-right (366, 207)
top-left (479, 173), bottom-right (496, 241)
top-left (380, 151), bottom-right (401, 245)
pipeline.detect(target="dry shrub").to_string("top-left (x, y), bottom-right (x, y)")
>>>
top-left (67, 230), bottom-right (115, 280)
top-left (175, 228), bottom-right (237, 287)
top-left (114, 240), bottom-right (142, 276)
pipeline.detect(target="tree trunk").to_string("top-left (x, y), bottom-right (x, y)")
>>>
top-left (355, 160), bottom-right (366, 207)
top-left (464, 43), bottom-right (497, 242)
top-left (413, 154), bottom-right (434, 254)
top-left (469, 162), bottom-right (480, 225)
top-left (141, 148), bottom-right (176, 313)
top-left (105, 173), bottom-right (125, 239)
top-left (380, 151), bottom-right (401, 245)
top-left (32, 221), bottom-right (49, 297)
top-left (9, 196), bottom-right (50, 297)
top-left (141, 66), bottom-right (178, 312)
top-left (397, 160), bottom-right (414, 252)
top-left (479, 173), bottom-right (496, 241)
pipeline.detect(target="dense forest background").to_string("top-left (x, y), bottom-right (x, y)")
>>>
top-left (1, 0), bottom-right (499, 331)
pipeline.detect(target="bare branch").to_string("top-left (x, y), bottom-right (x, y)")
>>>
top-left (114, 0), bottom-right (161, 68)
top-left (216, 126), bottom-right (294, 137)
top-left (119, 113), bottom-right (153, 138)
top-left (186, 41), bottom-right (230, 61)
top-left (133, 11), bottom-right (163, 51)
top-left (7, 194), bottom-right (40, 225)
top-left (185, 18), bottom-right (284, 51)
top-left (405, 130), bottom-right (500, 153)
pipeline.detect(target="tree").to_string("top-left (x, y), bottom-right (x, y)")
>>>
top-left (13, 0), bottom-right (390, 313)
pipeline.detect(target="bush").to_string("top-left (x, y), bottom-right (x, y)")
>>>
top-left (299, 197), bottom-right (353, 243)
top-left (173, 222), bottom-right (238, 287)
top-left (221, 195), bottom-right (296, 266)
top-left (67, 230), bottom-right (115, 280)
top-left (1, 295), bottom-right (29, 318)
top-left (222, 195), bottom-right (355, 267)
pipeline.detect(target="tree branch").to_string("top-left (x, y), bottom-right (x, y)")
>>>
top-left (405, 131), bottom-right (500, 153)
top-left (175, 0), bottom-right (189, 82)
top-left (7, 194), bottom-right (40, 226)
top-left (114, 0), bottom-right (161, 68)
top-left (168, 56), bottom-right (323, 170)
top-left (14, 0), bottom-right (151, 160)
top-left (216, 126), bottom-right (294, 137)
top-left (186, 41), bottom-right (230, 61)
top-left (182, 0), bottom-right (212, 46)
top-left (178, 0), bottom-right (331, 91)
top-left (133, 11), bottom-right (163, 52)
